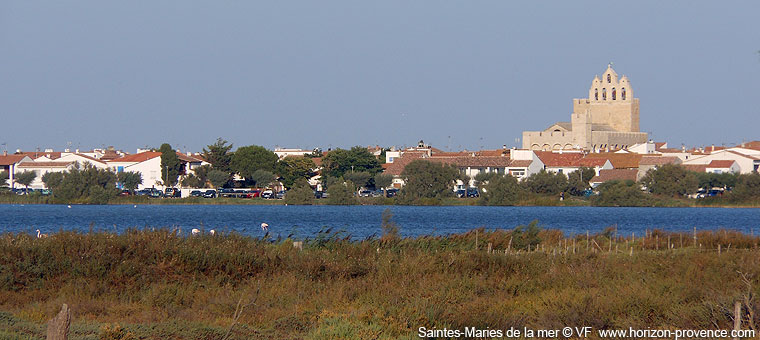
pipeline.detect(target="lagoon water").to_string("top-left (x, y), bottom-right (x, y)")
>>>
top-left (0, 204), bottom-right (758, 239)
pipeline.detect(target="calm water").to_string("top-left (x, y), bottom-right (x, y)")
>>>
top-left (0, 204), bottom-right (758, 239)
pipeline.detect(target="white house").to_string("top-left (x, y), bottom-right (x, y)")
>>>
top-left (107, 151), bottom-right (210, 190)
top-left (15, 161), bottom-right (77, 189)
top-left (0, 154), bottom-right (34, 189)
top-left (705, 160), bottom-right (740, 174)
top-left (683, 148), bottom-right (760, 174)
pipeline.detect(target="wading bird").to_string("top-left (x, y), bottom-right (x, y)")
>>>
top-left (261, 223), bottom-right (269, 232)
top-left (35, 229), bottom-right (48, 238)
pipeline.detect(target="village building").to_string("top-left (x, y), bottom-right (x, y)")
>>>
top-left (522, 65), bottom-right (648, 152)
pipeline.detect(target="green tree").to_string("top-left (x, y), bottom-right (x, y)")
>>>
top-left (41, 172), bottom-right (63, 189)
top-left (159, 143), bottom-right (183, 187)
top-left (180, 174), bottom-right (204, 188)
top-left (47, 163), bottom-right (119, 204)
top-left (640, 164), bottom-right (698, 197)
top-left (479, 175), bottom-right (524, 206)
top-left (276, 156), bottom-right (316, 188)
top-left (344, 171), bottom-right (372, 191)
top-left (473, 172), bottom-right (497, 188)
top-left (510, 220), bottom-right (542, 251)
top-left (730, 173), bottom-right (760, 201)
top-left (192, 164), bottom-right (212, 188)
top-left (398, 160), bottom-right (459, 201)
top-left (327, 179), bottom-right (357, 205)
top-left (566, 167), bottom-right (595, 196)
top-left (208, 170), bottom-right (230, 189)
top-left (696, 172), bottom-right (737, 190)
top-left (373, 173), bottom-right (393, 190)
top-left (231, 145), bottom-right (278, 181)
top-left (321, 147), bottom-right (381, 179)
top-left (521, 170), bottom-right (568, 195)
top-left (283, 179), bottom-right (315, 205)
top-left (118, 171), bottom-right (143, 192)
top-left (593, 180), bottom-right (651, 207)
top-left (14, 171), bottom-right (36, 190)
top-left (0, 171), bottom-right (10, 188)
top-left (251, 169), bottom-right (275, 188)
top-left (202, 138), bottom-right (234, 174)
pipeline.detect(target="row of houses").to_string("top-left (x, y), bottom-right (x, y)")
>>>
top-left (379, 140), bottom-right (760, 189)
top-left (0, 150), bottom-right (208, 190)
top-left (1, 140), bottom-right (759, 191)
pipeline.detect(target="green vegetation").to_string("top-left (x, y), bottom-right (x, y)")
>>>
top-left (321, 147), bottom-right (381, 179)
top-left (117, 171), bottom-right (143, 192)
top-left (231, 145), bottom-right (278, 183)
top-left (520, 169), bottom-right (567, 195)
top-left (202, 138), bottom-right (234, 175)
top-left (0, 171), bottom-right (8, 188)
top-left (640, 164), bottom-right (698, 197)
top-left (44, 163), bottom-right (120, 204)
top-left (326, 179), bottom-right (357, 205)
top-left (479, 174), bottom-right (524, 206)
top-left (2, 225), bottom-right (760, 339)
top-left (283, 179), bottom-right (315, 205)
top-left (276, 156), bottom-right (316, 188)
top-left (593, 180), bottom-right (652, 207)
top-left (398, 160), bottom-right (458, 203)
top-left (13, 171), bottom-right (36, 190)
top-left (159, 143), bottom-right (183, 187)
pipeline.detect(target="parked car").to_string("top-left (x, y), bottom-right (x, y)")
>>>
top-left (202, 190), bottom-right (217, 198)
top-left (314, 190), bottom-right (325, 199)
top-left (219, 188), bottom-right (236, 198)
top-left (189, 190), bottom-right (203, 197)
top-left (275, 190), bottom-right (286, 199)
top-left (261, 190), bottom-right (274, 199)
top-left (466, 187), bottom-right (480, 198)
top-left (249, 189), bottom-right (261, 198)
top-left (455, 189), bottom-right (466, 198)
top-left (358, 190), bottom-right (373, 197)
top-left (118, 189), bottom-right (132, 197)
top-left (164, 188), bottom-right (181, 198)
top-left (371, 189), bottom-right (385, 198)
top-left (385, 188), bottom-right (399, 198)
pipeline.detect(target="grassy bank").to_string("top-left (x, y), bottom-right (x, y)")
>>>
top-left (1, 225), bottom-right (760, 339)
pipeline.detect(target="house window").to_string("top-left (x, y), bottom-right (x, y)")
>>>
top-left (607, 74), bottom-right (611, 83)
top-left (612, 88), bottom-right (616, 100)
top-left (557, 169), bottom-right (563, 174)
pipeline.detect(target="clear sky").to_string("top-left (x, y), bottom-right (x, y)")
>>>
top-left (1, 1), bottom-right (758, 153)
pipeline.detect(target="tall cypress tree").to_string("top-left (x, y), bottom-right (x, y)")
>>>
top-left (160, 143), bottom-right (183, 187)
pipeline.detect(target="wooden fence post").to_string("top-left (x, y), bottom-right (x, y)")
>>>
top-left (47, 304), bottom-right (70, 340)
top-left (487, 242), bottom-right (493, 254)
top-left (693, 227), bottom-right (697, 248)
top-left (734, 301), bottom-right (742, 340)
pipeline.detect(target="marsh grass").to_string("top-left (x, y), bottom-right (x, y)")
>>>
top-left (1, 227), bottom-right (760, 339)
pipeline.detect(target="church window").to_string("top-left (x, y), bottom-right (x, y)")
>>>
top-left (594, 88), bottom-right (598, 100)
top-left (607, 74), bottom-right (611, 83)
top-left (612, 88), bottom-right (616, 100)
top-left (621, 88), bottom-right (626, 100)
top-left (602, 88), bottom-right (607, 100)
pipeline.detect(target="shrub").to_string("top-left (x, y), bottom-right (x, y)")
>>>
top-left (479, 175), bottom-right (524, 206)
top-left (284, 180), bottom-right (315, 205)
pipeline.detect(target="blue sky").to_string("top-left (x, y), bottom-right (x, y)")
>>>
top-left (1, 1), bottom-right (758, 153)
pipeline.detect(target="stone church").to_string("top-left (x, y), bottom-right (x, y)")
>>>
top-left (522, 65), bottom-right (648, 152)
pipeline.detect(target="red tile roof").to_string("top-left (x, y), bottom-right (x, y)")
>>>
top-left (707, 160), bottom-right (736, 168)
top-left (534, 151), bottom-right (585, 167)
top-left (584, 153), bottom-right (642, 169)
top-left (17, 161), bottom-right (73, 168)
top-left (109, 151), bottom-right (162, 163)
top-left (726, 150), bottom-right (760, 160)
top-left (590, 169), bottom-right (639, 184)
top-left (383, 152), bottom-right (425, 176)
top-left (0, 155), bottom-right (30, 166)
top-left (14, 152), bottom-right (62, 160)
top-left (427, 156), bottom-right (514, 168)
top-left (639, 156), bottom-right (680, 166)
